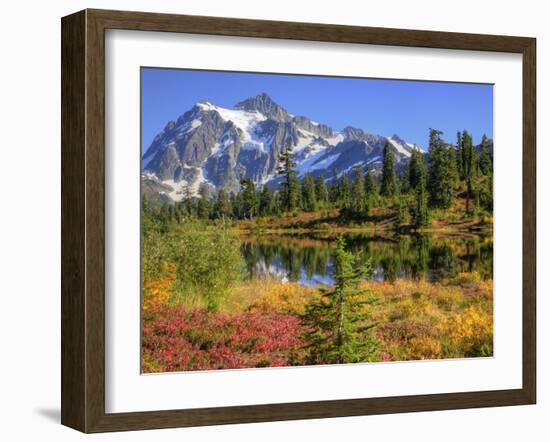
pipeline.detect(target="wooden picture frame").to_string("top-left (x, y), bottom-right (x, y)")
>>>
top-left (61, 8), bottom-right (536, 433)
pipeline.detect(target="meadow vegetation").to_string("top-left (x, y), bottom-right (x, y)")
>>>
top-left (141, 128), bottom-right (494, 372)
top-left (141, 215), bottom-right (493, 372)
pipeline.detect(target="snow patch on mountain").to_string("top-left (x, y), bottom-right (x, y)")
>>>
top-left (176, 118), bottom-right (202, 134)
top-left (341, 161), bottom-right (364, 174)
top-left (211, 133), bottom-right (236, 157)
top-left (308, 153), bottom-right (341, 172)
top-left (197, 101), bottom-right (266, 138)
top-left (160, 179), bottom-right (185, 201)
top-left (161, 166), bottom-right (213, 201)
top-left (325, 133), bottom-right (344, 146)
top-left (209, 142), bottom-right (222, 157)
top-left (387, 136), bottom-right (412, 157)
top-left (241, 130), bottom-right (274, 154)
top-left (295, 130), bottom-right (316, 151)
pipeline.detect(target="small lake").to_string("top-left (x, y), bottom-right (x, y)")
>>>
top-left (241, 232), bottom-right (493, 286)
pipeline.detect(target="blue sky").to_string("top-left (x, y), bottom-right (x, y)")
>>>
top-left (141, 67), bottom-right (493, 152)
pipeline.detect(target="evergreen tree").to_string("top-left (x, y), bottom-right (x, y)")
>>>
top-left (351, 165), bottom-right (366, 215)
top-left (289, 176), bottom-right (302, 211)
top-left (240, 178), bottom-right (259, 219)
top-left (229, 193), bottom-right (240, 219)
top-left (277, 140), bottom-right (300, 212)
top-left (479, 134), bottom-right (492, 176)
top-left (186, 198), bottom-right (198, 218)
top-left (213, 189), bottom-right (232, 221)
top-left (141, 194), bottom-right (149, 215)
top-left (456, 131), bottom-right (465, 180)
top-left (168, 204), bottom-right (174, 222)
top-left (462, 130), bottom-right (477, 180)
top-left (395, 196), bottom-right (410, 227)
top-left (364, 167), bottom-right (378, 196)
top-left (175, 202), bottom-right (187, 224)
top-left (302, 173), bottom-right (318, 212)
top-left (315, 175), bottom-right (329, 206)
top-left (174, 202), bottom-right (183, 223)
top-left (302, 237), bottom-right (378, 364)
top-left (272, 191), bottom-right (282, 216)
top-left (329, 167), bottom-right (340, 203)
top-left (381, 141), bottom-right (397, 197)
top-left (462, 130), bottom-right (477, 214)
top-left (159, 203), bottom-right (170, 228)
top-left (476, 177), bottom-right (493, 212)
top-left (415, 179), bottom-right (430, 227)
top-left (447, 144), bottom-right (459, 189)
top-left (175, 201), bottom-right (188, 219)
top-left (259, 185), bottom-right (275, 216)
top-left (197, 186), bottom-right (212, 219)
top-left (182, 184), bottom-right (196, 217)
top-left (408, 147), bottom-right (426, 191)
top-left (399, 168), bottom-right (410, 194)
top-left (427, 128), bottom-right (454, 208)
top-left (339, 172), bottom-right (352, 209)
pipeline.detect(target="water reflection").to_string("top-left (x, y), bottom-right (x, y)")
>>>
top-left (241, 233), bottom-right (493, 286)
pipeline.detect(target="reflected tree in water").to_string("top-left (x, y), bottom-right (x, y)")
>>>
top-left (241, 233), bottom-right (492, 286)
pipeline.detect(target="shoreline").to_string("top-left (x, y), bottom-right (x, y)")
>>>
top-left (234, 225), bottom-right (493, 238)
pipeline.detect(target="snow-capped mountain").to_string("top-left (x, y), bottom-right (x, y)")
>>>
top-left (142, 92), bottom-right (420, 201)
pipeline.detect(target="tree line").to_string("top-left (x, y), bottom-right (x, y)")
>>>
top-left (143, 128), bottom-right (493, 228)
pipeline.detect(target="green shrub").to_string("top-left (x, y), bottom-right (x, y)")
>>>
top-left (142, 216), bottom-right (243, 311)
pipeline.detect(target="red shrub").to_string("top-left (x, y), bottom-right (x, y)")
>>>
top-left (142, 305), bottom-right (306, 372)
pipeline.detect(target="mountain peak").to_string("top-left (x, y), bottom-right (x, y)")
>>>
top-left (342, 126), bottom-right (367, 140)
top-left (389, 133), bottom-right (405, 143)
top-left (143, 94), bottom-right (419, 199)
top-left (194, 100), bottom-right (216, 111)
top-left (234, 92), bottom-right (291, 121)
top-left (249, 92), bottom-right (274, 103)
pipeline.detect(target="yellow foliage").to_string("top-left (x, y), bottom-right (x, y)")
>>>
top-left (226, 277), bottom-right (319, 314)
top-left (141, 355), bottom-right (162, 373)
top-left (360, 275), bottom-right (493, 361)
top-left (450, 271), bottom-right (481, 287)
top-left (440, 305), bottom-right (493, 356)
top-left (433, 286), bottom-right (464, 311)
top-left (408, 336), bottom-right (443, 360)
top-left (247, 282), bottom-right (320, 315)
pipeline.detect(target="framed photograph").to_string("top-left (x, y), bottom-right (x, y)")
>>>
top-left (61, 9), bottom-right (536, 433)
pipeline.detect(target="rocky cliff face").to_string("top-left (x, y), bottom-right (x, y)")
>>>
top-left (234, 92), bottom-right (292, 122)
top-left (142, 93), bottom-right (419, 201)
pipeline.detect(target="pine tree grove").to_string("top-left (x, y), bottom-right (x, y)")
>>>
top-left (151, 128), bottom-right (492, 228)
top-left (381, 141), bottom-right (398, 197)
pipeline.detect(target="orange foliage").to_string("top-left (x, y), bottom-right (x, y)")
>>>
top-left (142, 263), bottom-right (176, 311)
